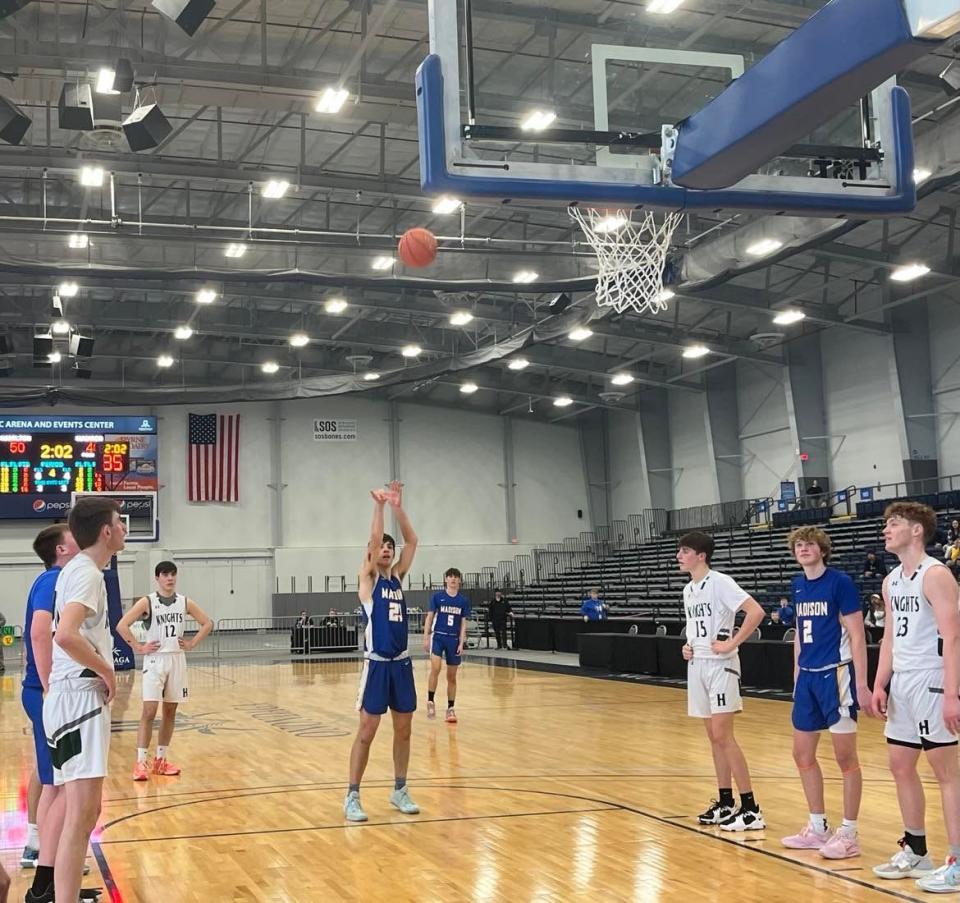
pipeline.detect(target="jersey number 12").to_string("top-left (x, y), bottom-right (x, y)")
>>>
top-left (164, 624), bottom-right (177, 638)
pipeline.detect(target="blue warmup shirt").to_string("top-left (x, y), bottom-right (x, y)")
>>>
top-left (22, 567), bottom-right (60, 690)
top-left (429, 590), bottom-right (471, 636)
top-left (792, 567), bottom-right (861, 670)
top-left (580, 598), bottom-right (606, 621)
top-left (361, 574), bottom-right (408, 659)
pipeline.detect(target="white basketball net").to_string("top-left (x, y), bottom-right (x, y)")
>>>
top-left (570, 206), bottom-right (683, 315)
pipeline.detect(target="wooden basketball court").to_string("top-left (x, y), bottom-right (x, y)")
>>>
top-left (0, 657), bottom-right (947, 901)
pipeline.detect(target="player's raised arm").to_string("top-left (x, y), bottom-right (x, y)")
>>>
top-left (360, 488), bottom-right (389, 597)
top-left (388, 480), bottom-right (418, 580)
top-left (183, 599), bottom-right (214, 651)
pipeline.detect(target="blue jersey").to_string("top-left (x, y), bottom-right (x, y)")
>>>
top-left (580, 598), bottom-right (606, 621)
top-left (792, 567), bottom-right (861, 671)
top-left (429, 591), bottom-right (471, 636)
top-left (361, 574), bottom-right (408, 659)
top-left (22, 567), bottom-right (60, 690)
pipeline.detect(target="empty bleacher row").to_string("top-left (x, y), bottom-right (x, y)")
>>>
top-left (501, 511), bottom-right (958, 623)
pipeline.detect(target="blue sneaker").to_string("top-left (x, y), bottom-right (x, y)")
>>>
top-left (343, 791), bottom-right (368, 822)
top-left (389, 785), bottom-right (420, 815)
top-left (917, 856), bottom-right (960, 893)
top-left (20, 845), bottom-right (38, 867)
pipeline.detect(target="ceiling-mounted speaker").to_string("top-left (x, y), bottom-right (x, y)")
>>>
top-left (0, 95), bottom-right (30, 145)
top-left (123, 103), bottom-right (173, 151)
top-left (151, 0), bottom-right (215, 36)
top-left (33, 334), bottom-right (53, 358)
top-left (58, 83), bottom-right (95, 131)
top-left (69, 334), bottom-right (95, 357)
top-left (92, 90), bottom-right (123, 129)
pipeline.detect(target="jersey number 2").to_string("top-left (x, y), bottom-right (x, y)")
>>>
top-left (802, 621), bottom-right (813, 644)
top-left (388, 602), bottom-right (404, 623)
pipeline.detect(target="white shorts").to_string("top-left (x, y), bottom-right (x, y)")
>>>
top-left (142, 652), bottom-right (188, 704)
top-left (885, 668), bottom-right (958, 748)
top-left (688, 656), bottom-right (742, 718)
top-left (43, 679), bottom-right (111, 785)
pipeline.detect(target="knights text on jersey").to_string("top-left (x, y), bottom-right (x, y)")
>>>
top-left (361, 575), bottom-right (408, 659)
top-left (429, 591), bottom-right (471, 636)
top-left (889, 556), bottom-right (947, 673)
top-left (145, 592), bottom-right (187, 653)
top-left (683, 570), bottom-right (749, 660)
top-left (792, 567), bottom-right (861, 671)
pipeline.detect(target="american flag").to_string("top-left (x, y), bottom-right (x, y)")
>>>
top-left (187, 413), bottom-right (240, 502)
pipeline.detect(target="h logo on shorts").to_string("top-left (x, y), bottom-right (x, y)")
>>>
top-left (716, 693), bottom-right (726, 707)
top-left (919, 720), bottom-right (930, 736)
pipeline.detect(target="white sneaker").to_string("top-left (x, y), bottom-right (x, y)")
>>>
top-left (719, 807), bottom-right (766, 832)
top-left (916, 856), bottom-right (960, 893)
top-left (873, 840), bottom-right (935, 880)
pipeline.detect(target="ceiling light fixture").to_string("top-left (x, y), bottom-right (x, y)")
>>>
top-left (174, 325), bottom-right (193, 340)
top-left (48, 351), bottom-right (62, 364)
top-left (568, 326), bottom-right (593, 342)
top-left (891, 262), bottom-right (931, 282)
top-left (315, 87), bottom-right (349, 114)
top-left (914, 167), bottom-right (932, 183)
top-left (657, 288), bottom-right (676, 303)
top-left (262, 179), bottom-right (291, 199)
top-left (520, 109), bottom-right (556, 131)
top-left (773, 310), bottom-right (807, 325)
top-left (682, 344), bottom-right (711, 359)
top-left (289, 333), bottom-right (310, 348)
top-left (648, 0), bottom-right (684, 12)
top-left (261, 361), bottom-right (280, 374)
top-left (363, 371), bottom-right (381, 381)
top-left (553, 396), bottom-right (574, 408)
top-left (594, 213), bottom-right (628, 234)
top-left (512, 269), bottom-right (538, 283)
top-left (51, 319), bottom-right (71, 335)
top-left (225, 243), bottom-right (247, 258)
top-left (79, 165), bottom-right (105, 187)
top-left (611, 372), bottom-right (635, 386)
top-left (450, 311), bottom-right (473, 326)
top-left (746, 238), bottom-right (784, 257)
top-left (195, 287), bottom-right (217, 304)
top-left (508, 358), bottom-right (530, 371)
top-left (58, 281), bottom-right (79, 297)
top-left (371, 256), bottom-right (394, 271)
top-left (432, 195), bottom-right (462, 215)
top-left (401, 344), bottom-right (422, 358)
top-left (324, 297), bottom-right (348, 314)
top-left (157, 354), bottom-right (174, 368)
top-left (68, 233), bottom-right (88, 249)
top-left (460, 382), bottom-right (479, 395)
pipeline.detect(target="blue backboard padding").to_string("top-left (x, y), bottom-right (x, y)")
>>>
top-left (672, 0), bottom-right (930, 190)
top-left (416, 54), bottom-right (916, 215)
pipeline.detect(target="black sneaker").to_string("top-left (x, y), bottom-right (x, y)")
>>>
top-left (719, 806), bottom-right (767, 832)
top-left (697, 799), bottom-right (733, 825)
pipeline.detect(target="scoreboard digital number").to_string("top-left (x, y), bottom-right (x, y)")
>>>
top-left (0, 414), bottom-right (158, 519)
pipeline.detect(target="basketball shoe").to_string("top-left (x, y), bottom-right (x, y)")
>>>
top-left (152, 757), bottom-right (181, 776)
top-left (917, 856), bottom-right (960, 893)
top-left (781, 824), bottom-right (831, 849)
top-left (873, 838), bottom-right (934, 879)
top-left (697, 800), bottom-right (733, 825)
top-left (719, 807), bottom-right (766, 831)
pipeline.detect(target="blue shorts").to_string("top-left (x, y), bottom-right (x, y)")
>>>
top-left (357, 658), bottom-right (417, 715)
top-left (793, 662), bottom-right (858, 733)
top-left (21, 684), bottom-right (54, 785)
top-left (431, 633), bottom-right (462, 666)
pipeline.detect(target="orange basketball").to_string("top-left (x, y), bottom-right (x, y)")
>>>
top-left (398, 227), bottom-right (438, 268)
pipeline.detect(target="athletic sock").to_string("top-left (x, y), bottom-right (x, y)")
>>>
top-left (740, 791), bottom-right (758, 812)
top-left (447, 700), bottom-right (455, 709)
top-left (137, 747), bottom-right (148, 764)
top-left (394, 777), bottom-right (406, 791)
top-left (809, 813), bottom-right (828, 834)
top-left (905, 830), bottom-right (928, 857)
top-left (840, 818), bottom-right (857, 835)
top-left (718, 788), bottom-right (735, 807)
top-left (156, 746), bottom-right (168, 760)
top-left (26, 822), bottom-right (39, 848)
top-left (428, 691), bottom-right (435, 703)
top-left (949, 845), bottom-right (960, 860)
top-left (31, 865), bottom-right (53, 894)
top-left (348, 784), bottom-right (360, 795)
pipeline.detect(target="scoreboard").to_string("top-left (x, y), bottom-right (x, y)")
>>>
top-left (0, 415), bottom-right (158, 519)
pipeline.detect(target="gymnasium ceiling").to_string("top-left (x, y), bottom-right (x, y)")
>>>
top-left (0, 0), bottom-right (959, 420)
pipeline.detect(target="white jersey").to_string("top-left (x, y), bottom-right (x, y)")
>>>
top-left (889, 555), bottom-right (948, 673)
top-left (50, 552), bottom-right (113, 687)
top-left (145, 592), bottom-right (187, 653)
top-left (683, 569), bottom-right (750, 660)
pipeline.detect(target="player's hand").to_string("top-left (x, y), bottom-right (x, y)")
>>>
top-left (178, 638), bottom-right (194, 651)
top-left (100, 669), bottom-right (116, 704)
top-left (682, 643), bottom-right (694, 661)
top-left (944, 694), bottom-right (960, 735)
top-left (385, 480), bottom-right (403, 509)
top-left (370, 489), bottom-right (388, 505)
top-left (711, 638), bottom-right (736, 656)
top-left (457, 642), bottom-right (464, 656)
top-left (873, 686), bottom-right (888, 721)
top-left (139, 640), bottom-right (161, 655)
top-left (856, 683), bottom-right (874, 718)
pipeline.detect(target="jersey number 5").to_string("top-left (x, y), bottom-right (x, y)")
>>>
top-left (388, 602), bottom-right (404, 623)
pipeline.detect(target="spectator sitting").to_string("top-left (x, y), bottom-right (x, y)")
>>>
top-left (777, 595), bottom-right (796, 628)
top-left (944, 519), bottom-right (960, 556)
top-left (862, 550), bottom-right (886, 579)
top-left (295, 610), bottom-right (312, 628)
top-left (947, 539), bottom-right (960, 574)
top-left (865, 593), bottom-right (885, 629)
top-left (805, 480), bottom-right (826, 508)
top-left (580, 588), bottom-right (607, 622)
top-left (768, 608), bottom-right (781, 625)
top-left (324, 608), bottom-right (341, 628)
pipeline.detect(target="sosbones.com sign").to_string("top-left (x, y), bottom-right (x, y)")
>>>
top-left (313, 419), bottom-right (358, 442)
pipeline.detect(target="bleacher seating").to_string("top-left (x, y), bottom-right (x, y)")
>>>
top-left (503, 510), bottom-right (959, 623)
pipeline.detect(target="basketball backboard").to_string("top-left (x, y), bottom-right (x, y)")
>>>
top-left (416, 0), bottom-right (960, 216)
top-left (71, 490), bottom-right (159, 543)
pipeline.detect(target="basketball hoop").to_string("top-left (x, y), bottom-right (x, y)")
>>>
top-left (569, 206), bottom-right (683, 315)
